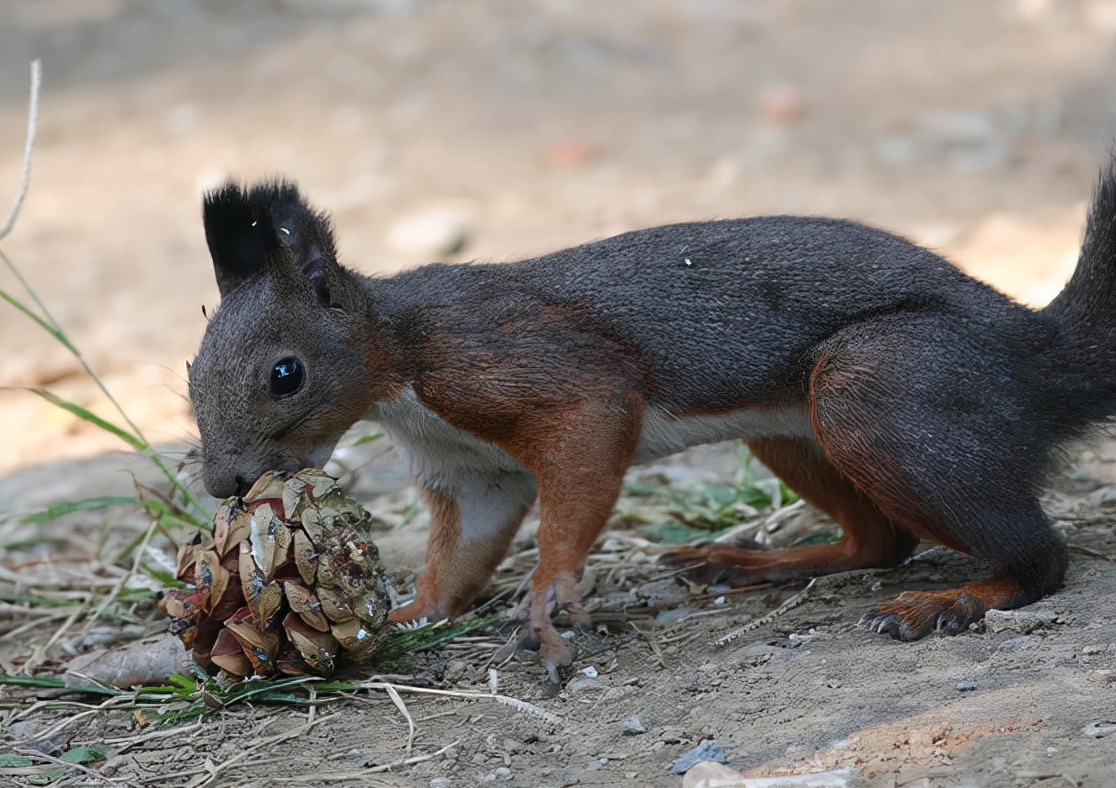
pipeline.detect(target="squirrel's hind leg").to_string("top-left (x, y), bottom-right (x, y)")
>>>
top-left (667, 318), bottom-right (1069, 640)
top-left (808, 319), bottom-right (1068, 639)
top-left (662, 436), bottom-right (919, 584)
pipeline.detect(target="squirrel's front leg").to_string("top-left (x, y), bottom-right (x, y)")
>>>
top-left (511, 396), bottom-right (643, 672)
top-left (389, 469), bottom-right (536, 623)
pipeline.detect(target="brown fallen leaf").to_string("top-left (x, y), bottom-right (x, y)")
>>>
top-left (63, 632), bottom-right (192, 689)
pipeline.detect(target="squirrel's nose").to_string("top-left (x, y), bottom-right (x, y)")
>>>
top-left (201, 465), bottom-right (249, 499)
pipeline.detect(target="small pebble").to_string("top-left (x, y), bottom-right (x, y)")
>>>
top-left (579, 665), bottom-right (599, 677)
top-left (673, 741), bottom-right (728, 774)
top-left (566, 675), bottom-right (608, 693)
top-left (6, 721), bottom-right (44, 741)
top-left (1082, 721), bottom-right (1116, 738)
top-left (654, 607), bottom-right (691, 624)
top-left (637, 578), bottom-right (691, 608)
top-left (622, 715), bottom-right (646, 735)
top-left (430, 778), bottom-right (451, 788)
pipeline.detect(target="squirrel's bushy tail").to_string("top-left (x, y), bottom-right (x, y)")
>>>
top-left (1040, 156), bottom-right (1116, 426)
top-left (1045, 157), bottom-right (1116, 339)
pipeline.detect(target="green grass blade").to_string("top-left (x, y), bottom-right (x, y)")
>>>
top-left (166, 672), bottom-right (197, 691)
top-left (0, 754), bottom-right (34, 767)
top-left (20, 495), bottom-right (140, 523)
top-left (30, 388), bottom-right (146, 451)
top-left (0, 673), bottom-right (65, 689)
top-left (0, 288), bottom-right (76, 353)
top-left (638, 521), bottom-right (719, 544)
top-left (375, 614), bottom-right (499, 660)
top-left (59, 746), bottom-right (107, 765)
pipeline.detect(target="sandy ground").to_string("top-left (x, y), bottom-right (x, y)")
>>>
top-left (2, 1), bottom-right (1116, 785)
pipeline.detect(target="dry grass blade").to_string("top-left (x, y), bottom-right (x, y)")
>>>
top-left (714, 577), bottom-right (818, 647)
top-left (81, 518), bottom-right (160, 640)
top-left (9, 699), bottom-right (123, 745)
top-left (0, 60), bottom-right (39, 240)
top-left (25, 604), bottom-right (87, 674)
top-left (269, 773), bottom-right (400, 786)
top-left (381, 681), bottom-right (416, 753)
top-left (489, 693), bottom-right (563, 726)
top-left (359, 679), bottom-right (562, 728)
top-left (104, 721), bottom-right (206, 753)
top-left (365, 738), bottom-right (462, 775)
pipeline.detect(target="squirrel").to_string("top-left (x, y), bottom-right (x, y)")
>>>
top-left (187, 161), bottom-right (1116, 672)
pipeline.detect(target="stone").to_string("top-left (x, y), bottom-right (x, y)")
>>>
top-left (621, 715), bottom-right (646, 735)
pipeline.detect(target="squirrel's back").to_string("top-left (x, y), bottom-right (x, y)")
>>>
top-left (377, 216), bottom-right (1041, 413)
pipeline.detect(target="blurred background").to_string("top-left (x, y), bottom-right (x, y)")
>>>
top-left (1, 0), bottom-right (1115, 478)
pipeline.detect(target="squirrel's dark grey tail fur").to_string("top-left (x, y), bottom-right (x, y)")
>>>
top-left (1046, 158), bottom-right (1116, 339)
top-left (1041, 157), bottom-right (1116, 429)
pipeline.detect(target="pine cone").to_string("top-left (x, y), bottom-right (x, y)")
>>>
top-left (162, 469), bottom-right (392, 678)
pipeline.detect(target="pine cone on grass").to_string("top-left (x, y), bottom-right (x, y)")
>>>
top-left (162, 469), bottom-right (392, 678)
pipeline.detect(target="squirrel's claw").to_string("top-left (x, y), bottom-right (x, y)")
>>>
top-left (510, 570), bottom-right (587, 680)
top-left (387, 597), bottom-right (446, 625)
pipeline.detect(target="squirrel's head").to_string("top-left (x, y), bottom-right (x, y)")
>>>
top-left (188, 181), bottom-right (381, 498)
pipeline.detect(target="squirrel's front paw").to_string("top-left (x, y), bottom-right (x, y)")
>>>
top-left (513, 571), bottom-right (590, 682)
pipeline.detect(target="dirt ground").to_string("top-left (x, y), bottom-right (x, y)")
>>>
top-left (2, 1), bottom-right (1116, 785)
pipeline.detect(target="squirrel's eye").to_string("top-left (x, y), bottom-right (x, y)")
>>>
top-left (270, 357), bottom-right (305, 398)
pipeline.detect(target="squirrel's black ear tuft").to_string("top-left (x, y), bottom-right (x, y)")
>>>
top-left (265, 186), bottom-right (345, 309)
top-left (202, 180), bottom-right (318, 298)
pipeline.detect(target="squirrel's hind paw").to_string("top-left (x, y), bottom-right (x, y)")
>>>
top-left (861, 589), bottom-right (989, 640)
top-left (660, 542), bottom-right (774, 587)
